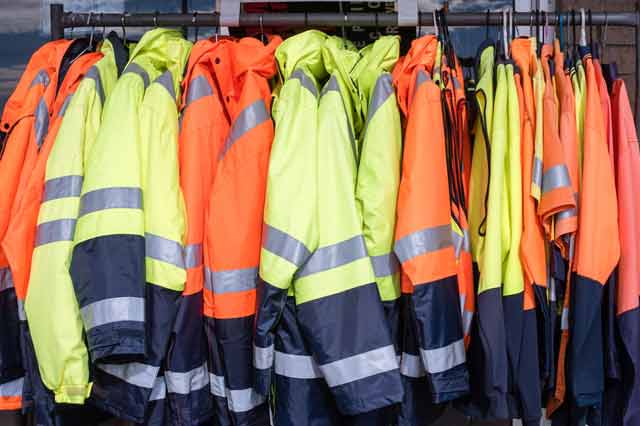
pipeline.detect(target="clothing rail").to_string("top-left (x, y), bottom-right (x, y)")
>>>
top-left (49, 3), bottom-right (640, 133)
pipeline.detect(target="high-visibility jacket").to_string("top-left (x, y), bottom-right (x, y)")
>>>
top-left (611, 77), bottom-right (640, 426)
top-left (569, 49), bottom-right (620, 408)
top-left (5, 38), bottom-right (108, 407)
top-left (199, 36), bottom-right (280, 426)
top-left (572, 59), bottom-right (586, 177)
top-left (393, 34), bottom-right (468, 404)
top-left (70, 28), bottom-right (191, 423)
top-left (0, 38), bottom-right (75, 412)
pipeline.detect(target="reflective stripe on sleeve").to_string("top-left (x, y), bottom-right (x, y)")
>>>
top-left (204, 267), bottom-right (258, 294)
top-left (185, 75), bottom-right (213, 108)
top-left (370, 253), bottom-right (400, 278)
top-left (542, 164), bottom-right (572, 193)
top-left (219, 100), bottom-right (270, 159)
top-left (79, 187), bottom-right (142, 217)
top-left (35, 219), bottom-right (76, 246)
top-left (123, 63), bottom-right (150, 89)
top-left (0, 268), bottom-right (14, 292)
top-left (208, 374), bottom-right (265, 413)
top-left (262, 224), bottom-right (311, 267)
top-left (296, 235), bottom-right (368, 278)
top-left (34, 98), bottom-right (49, 149)
top-left (149, 377), bottom-right (166, 401)
top-left (394, 224), bottom-right (453, 263)
top-left (209, 373), bottom-right (226, 398)
top-left (145, 233), bottom-right (185, 269)
top-left (80, 297), bottom-right (145, 330)
top-left (85, 66), bottom-right (105, 105)
top-left (165, 363), bottom-right (209, 394)
top-left (400, 353), bottom-right (426, 378)
top-left (154, 71), bottom-right (175, 100)
top-left (43, 175), bottom-right (83, 202)
top-left (561, 307), bottom-right (569, 331)
top-left (97, 362), bottom-right (159, 389)
top-left (532, 157), bottom-right (543, 189)
top-left (184, 243), bottom-right (203, 269)
top-left (290, 69), bottom-right (318, 98)
top-left (30, 70), bottom-right (50, 88)
top-left (253, 344), bottom-right (274, 370)
top-left (419, 338), bottom-right (465, 374)
top-left (274, 351), bottom-right (323, 379)
top-left (0, 377), bottom-right (24, 397)
top-left (366, 74), bottom-right (394, 124)
top-left (318, 345), bottom-right (398, 388)
top-left (17, 299), bottom-right (26, 321)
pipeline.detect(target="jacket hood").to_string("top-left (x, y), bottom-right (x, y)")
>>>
top-left (352, 35), bottom-right (400, 113)
top-left (276, 30), bottom-right (328, 83)
top-left (392, 34), bottom-right (438, 115)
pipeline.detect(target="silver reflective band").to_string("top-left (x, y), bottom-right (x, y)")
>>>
top-left (367, 74), bottom-right (393, 125)
top-left (319, 344), bottom-right (398, 388)
top-left (0, 268), bottom-right (14, 292)
top-left (275, 351), bottom-right (322, 379)
top-left (81, 297), bottom-right (145, 330)
top-left (85, 66), bottom-right (105, 105)
top-left (253, 344), bottom-right (274, 370)
top-left (205, 267), bottom-right (258, 294)
top-left (145, 233), bottom-right (185, 269)
top-left (34, 97), bottom-right (49, 149)
top-left (97, 362), bottom-right (159, 389)
top-left (227, 387), bottom-right (266, 413)
top-left (43, 175), bottom-right (84, 202)
top-left (462, 309), bottom-right (473, 335)
top-left (220, 100), bottom-right (270, 159)
top-left (452, 76), bottom-right (462, 90)
top-left (149, 376), bottom-right (166, 401)
top-left (321, 75), bottom-right (339, 97)
top-left (209, 373), bottom-right (226, 398)
top-left (79, 187), bottom-right (143, 217)
top-left (413, 70), bottom-right (430, 98)
top-left (420, 338), bottom-right (465, 374)
top-left (30, 69), bottom-right (50, 88)
top-left (297, 235), bottom-right (368, 278)
top-left (532, 157), bottom-right (543, 188)
top-left (165, 363), bottom-right (209, 394)
top-left (291, 69), bottom-right (318, 98)
top-left (400, 353), bottom-right (425, 378)
top-left (58, 95), bottom-right (72, 118)
top-left (561, 307), bottom-right (569, 331)
top-left (370, 253), bottom-right (399, 278)
top-left (542, 164), bottom-right (571, 194)
top-left (557, 207), bottom-right (578, 221)
top-left (549, 277), bottom-right (557, 302)
top-left (35, 218), bottom-right (76, 246)
top-left (394, 224), bottom-right (453, 263)
top-left (262, 224), bottom-right (311, 267)
top-left (186, 75), bottom-right (213, 108)
top-left (123, 63), bottom-right (150, 89)
top-left (0, 377), bottom-right (24, 397)
top-left (17, 299), bottom-right (26, 321)
top-left (155, 71), bottom-right (175, 100)
top-left (184, 243), bottom-right (203, 269)
top-left (451, 228), bottom-right (470, 259)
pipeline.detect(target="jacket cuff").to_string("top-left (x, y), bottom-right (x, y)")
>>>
top-left (54, 382), bottom-right (93, 404)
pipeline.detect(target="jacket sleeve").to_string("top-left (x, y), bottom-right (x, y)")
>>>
top-left (254, 70), bottom-right (319, 395)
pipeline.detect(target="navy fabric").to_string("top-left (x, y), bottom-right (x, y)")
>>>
top-left (145, 397), bottom-right (169, 426)
top-left (429, 364), bottom-right (469, 404)
top-left (166, 291), bottom-right (213, 426)
top-left (274, 375), bottom-right (341, 426)
top-left (214, 316), bottom-right (255, 391)
top-left (398, 376), bottom-right (447, 426)
top-left (0, 288), bottom-right (22, 382)
top-left (569, 273), bottom-right (605, 407)
top-left (204, 316), bottom-right (233, 426)
top-left (19, 322), bottom-right (55, 426)
top-left (618, 307), bottom-right (640, 426)
top-left (343, 405), bottom-right (399, 426)
top-left (70, 235), bottom-right (146, 361)
top-left (503, 292), bottom-right (524, 414)
top-left (604, 270), bottom-right (621, 381)
top-left (516, 309), bottom-right (542, 426)
top-left (535, 281), bottom-right (553, 396)
top-left (90, 365), bottom-right (151, 423)
top-left (382, 299), bottom-right (402, 355)
top-left (331, 367), bottom-right (404, 415)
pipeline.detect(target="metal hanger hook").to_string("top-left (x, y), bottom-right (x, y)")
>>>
top-left (259, 15), bottom-right (265, 43)
top-left (153, 10), bottom-right (158, 27)
top-left (433, 10), bottom-right (439, 37)
top-left (192, 12), bottom-right (199, 41)
top-left (87, 11), bottom-right (94, 49)
top-left (121, 14), bottom-right (126, 41)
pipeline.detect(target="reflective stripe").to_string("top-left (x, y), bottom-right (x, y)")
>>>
top-left (543, 164), bottom-right (571, 193)
top-left (262, 224), bottom-right (311, 267)
top-left (58, 95), bottom-right (72, 117)
top-left (400, 353), bottom-right (425, 378)
top-left (165, 364), bottom-right (209, 394)
top-left (79, 187), bottom-right (142, 217)
top-left (557, 207), bottom-right (578, 220)
top-left (290, 69), bottom-right (318, 98)
top-left (149, 376), bottom-right (166, 401)
top-left (319, 344), bottom-right (398, 388)
top-left (81, 297), bottom-right (145, 330)
top-left (321, 75), bottom-right (339, 97)
top-left (145, 233), bottom-right (185, 269)
top-left (0, 377), bottom-right (23, 397)
top-left (452, 76), bottom-right (462, 90)
top-left (253, 344), bottom-right (274, 370)
top-left (549, 277), bottom-right (557, 302)
top-left (205, 267), bottom-right (258, 294)
top-left (394, 224), bottom-right (453, 263)
top-left (185, 75), bottom-right (213, 108)
top-left (123, 63), bottom-right (150, 89)
top-left (43, 175), bottom-right (83, 202)
top-left (420, 339), bottom-right (465, 374)
top-left (413, 70), bottom-right (430, 98)
top-left (370, 253), bottom-right (399, 278)
top-left (220, 100), bottom-right (270, 160)
top-left (209, 373), bottom-right (226, 398)
top-left (0, 268), bottom-right (14, 292)
top-left (97, 362), bottom-right (159, 389)
top-left (274, 351), bottom-right (322, 379)
top-left (155, 71), bottom-right (175, 100)
top-left (17, 299), bottom-right (26, 321)
top-left (462, 310), bottom-right (473, 335)
top-left (297, 235), bottom-right (368, 278)
top-left (227, 387), bottom-right (266, 413)
top-left (184, 243), bottom-right (203, 269)
top-left (367, 74), bottom-right (393, 124)
top-left (35, 218), bottom-right (76, 246)
top-left (85, 66), bottom-right (105, 105)
top-left (30, 70), bottom-right (50, 88)
top-left (561, 307), bottom-right (569, 331)
top-left (452, 228), bottom-right (470, 259)
top-left (34, 97), bottom-right (49, 149)
top-left (532, 157), bottom-right (543, 188)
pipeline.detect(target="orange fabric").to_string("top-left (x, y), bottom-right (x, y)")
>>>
top-left (594, 59), bottom-right (615, 167)
top-left (202, 36), bottom-right (280, 319)
top-left (547, 270), bottom-right (572, 416)
top-left (611, 79), bottom-right (640, 316)
top-left (538, 44), bottom-right (576, 246)
top-left (393, 35), bottom-right (438, 117)
top-left (575, 55), bottom-right (620, 285)
top-left (205, 289), bottom-right (257, 319)
top-left (0, 396), bottom-right (21, 411)
top-left (512, 38), bottom-right (547, 290)
top-left (2, 52), bottom-right (102, 301)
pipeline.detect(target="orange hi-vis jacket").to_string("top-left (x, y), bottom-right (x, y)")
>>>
top-left (197, 36), bottom-right (280, 426)
top-left (393, 34), bottom-right (469, 404)
top-left (0, 39), bottom-right (75, 411)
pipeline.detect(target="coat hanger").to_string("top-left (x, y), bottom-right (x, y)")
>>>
top-left (121, 13), bottom-right (127, 43)
top-left (69, 12), bottom-right (95, 65)
top-left (579, 8), bottom-right (587, 47)
top-left (434, 10), bottom-right (440, 38)
top-left (192, 12), bottom-right (199, 41)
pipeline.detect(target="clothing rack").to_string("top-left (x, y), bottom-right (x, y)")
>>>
top-left (49, 2), bottom-right (640, 131)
